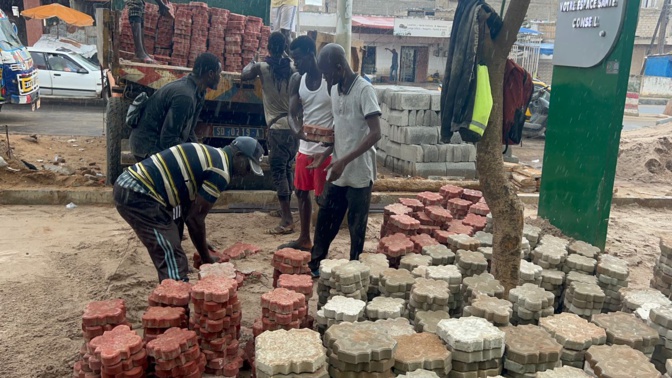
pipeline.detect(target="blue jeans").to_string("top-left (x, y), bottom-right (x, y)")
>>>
top-left (390, 67), bottom-right (398, 81)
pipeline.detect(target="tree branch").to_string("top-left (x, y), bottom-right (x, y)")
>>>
top-left (496, 0), bottom-right (532, 54)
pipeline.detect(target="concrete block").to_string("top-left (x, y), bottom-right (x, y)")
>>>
top-left (431, 111), bottom-right (441, 127)
top-left (445, 162), bottom-right (477, 179)
top-left (389, 91), bottom-right (432, 110)
top-left (374, 87), bottom-right (386, 104)
top-left (421, 144), bottom-right (440, 163)
top-left (431, 93), bottom-right (441, 111)
top-left (408, 110), bottom-right (417, 127)
top-left (450, 132), bottom-right (463, 144)
top-left (380, 118), bottom-right (390, 138)
top-left (400, 144), bottom-right (424, 163)
top-left (385, 141), bottom-right (402, 160)
top-left (424, 110), bottom-right (433, 127)
top-left (381, 103), bottom-right (389, 120)
top-left (388, 110), bottom-right (410, 127)
top-left (390, 126), bottom-right (439, 145)
top-left (416, 110), bottom-right (425, 126)
top-left (451, 144), bottom-right (477, 163)
top-left (376, 150), bottom-right (387, 167)
top-left (413, 162), bottom-right (448, 177)
top-left (465, 144), bottom-right (477, 162)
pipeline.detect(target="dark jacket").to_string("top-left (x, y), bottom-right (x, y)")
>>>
top-left (129, 74), bottom-right (205, 158)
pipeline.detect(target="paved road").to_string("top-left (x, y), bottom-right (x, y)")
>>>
top-left (1, 99), bottom-right (105, 137)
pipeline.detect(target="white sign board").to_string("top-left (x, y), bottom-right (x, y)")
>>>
top-left (393, 18), bottom-right (452, 38)
top-left (304, 0), bottom-right (322, 6)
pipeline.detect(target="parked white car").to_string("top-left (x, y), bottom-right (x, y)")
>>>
top-left (28, 47), bottom-right (108, 100)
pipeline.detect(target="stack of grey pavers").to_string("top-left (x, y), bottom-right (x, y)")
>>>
top-left (317, 259), bottom-right (349, 309)
top-left (666, 359), bottom-right (672, 378)
top-left (316, 295), bottom-right (366, 333)
top-left (596, 254), bottom-right (629, 313)
top-left (400, 254), bottom-right (432, 272)
top-left (508, 283), bottom-right (554, 325)
top-left (460, 273), bottom-right (505, 314)
top-left (374, 86), bottom-right (477, 179)
top-left (463, 294), bottom-right (513, 327)
top-left (414, 265), bottom-right (463, 316)
top-left (414, 309), bottom-right (451, 334)
top-left (408, 278), bottom-right (451, 321)
top-left (366, 296), bottom-right (406, 321)
top-left (519, 260), bottom-right (543, 286)
top-left (560, 270), bottom-right (598, 314)
top-left (329, 261), bottom-right (370, 303)
top-left (619, 287), bottom-right (672, 320)
top-left (254, 328), bottom-right (328, 378)
top-left (540, 269), bottom-right (565, 311)
top-left (539, 312), bottom-right (607, 369)
top-left (645, 305), bottom-right (672, 371)
top-left (563, 280), bottom-right (605, 319)
top-left (455, 250), bottom-right (488, 277)
top-left (422, 244), bottom-right (456, 266)
top-left (652, 237), bottom-right (672, 298)
top-left (473, 231), bottom-right (493, 268)
top-left (379, 268), bottom-right (416, 302)
top-left (437, 317), bottom-right (505, 377)
top-left (323, 321), bottom-right (397, 377)
top-left (358, 253), bottom-right (389, 300)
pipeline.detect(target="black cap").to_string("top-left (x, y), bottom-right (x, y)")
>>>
top-left (230, 136), bottom-right (264, 176)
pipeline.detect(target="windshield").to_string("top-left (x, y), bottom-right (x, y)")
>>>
top-left (0, 18), bottom-right (23, 51)
top-left (68, 52), bottom-right (100, 71)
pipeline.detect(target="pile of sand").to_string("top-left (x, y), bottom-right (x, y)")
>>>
top-left (616, 124), bottom-right (672, 184)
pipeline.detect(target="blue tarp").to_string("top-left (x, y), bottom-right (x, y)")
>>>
top-left (540, 43), bottom-right (554, 56)
top-left (644, 55), bottom-right (672, 78)
top-left (519, 27), bottom-right (542, 35)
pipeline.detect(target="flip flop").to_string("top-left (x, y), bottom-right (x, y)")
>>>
top-left (277, 240), bottom-right (311, 252)
top-left (267, 225), bottom-right (295, 235)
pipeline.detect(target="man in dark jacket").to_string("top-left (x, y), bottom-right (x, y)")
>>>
top-left (129, 52), bottom-right (222, 161)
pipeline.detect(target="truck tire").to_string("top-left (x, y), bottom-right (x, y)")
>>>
top-left (106, 97), bottom-right (131, 185)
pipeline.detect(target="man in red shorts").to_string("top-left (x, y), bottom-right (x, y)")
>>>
top-left (278, 35), bottom-right (334, 251)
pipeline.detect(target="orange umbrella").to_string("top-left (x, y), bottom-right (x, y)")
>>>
top-left (21, 4), bottom-right (94, 27)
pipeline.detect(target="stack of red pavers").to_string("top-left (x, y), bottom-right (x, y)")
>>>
top-left (142, 306), bottom-right (188, 343)
top-left (188, 2), bottom-right (210, 67)
top-left (146, 327), bottom-right (207, 378)
top-left (271, 248), bottom-right (311, 287)
top-left (119, 9), bottom-right (135, 56)
top-left (86, 325), bottom-right (148, 378)
top-left (148, 279), bottom-right (193, 322)
top-left (171, 4), bottom-right (193, 67)
top-left (304, 124), bottom-right (335, 144)
top-left (207, 7), bottom-right (229, 66)
top-left (381, 203), bottom-right (413, 237)
top-left (155, 13), bottom-right (175, 61)
top-left (73, 299), bottom-right (133, 377)
top-left (257, 26), bottom-right (271, 60)
top-left (142, 3), bottom-right (160, 56)
top-left (242, 16), bottom-right (262, 67)
top-left (190, 276), bottom-right (244, 376)
top-left (277, 273), bottom-right (315, 329)
top-left (224, 13), bottom-right (246, 72)
top-left (253, 288), bottom-right (307, 337)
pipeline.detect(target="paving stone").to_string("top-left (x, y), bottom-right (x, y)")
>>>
top-left (591, 312), bottom-right (660, 354)
top-left (502, 325), bottom-right (562, 374)
top-left (563, 282), bottom-right (605, 317)
top-left (539, 235), bottom-right (569, 249)
top-left (462, 273), bottom-right (505, 301)
top-left (473, 231), bottom-right (493, 248)
top-left (396, 369), bottom-right (440, 378)
top-left (567, 240), bottom-right (601, 259)
top-left (359, 253), bottom-right (389, 291)
top-left (447, 234), bottom-right (480, 252)
top-left (400, 254), bottom-right (432, 272)
top-left (255, 329), bottom-right (326, 375)
top-left (477, 247), bottom-right (493, 263)
top-left (425, 205), bottom-right (453, 224)
top-left (562, 254), bottom-right (597, 275)
top-left (540, 269), bottom-right (564, 287)
top-left (380, 268), bottom-right (416, 298)
top-left (409, 278), bottom-right (451, 313)
top-left (256, 367), bottom-right (329, 378)
top-left (469, 203), bottom-right (490, 217)
top-left (374, 318), bottom-right (416, 338)
top-left (198, 262), bottom-right (237, 280)
top-left (394, 333), bottom-right (452, 376)
top-left (390, 214), bottom-right (422, 231)
top-left (327, 366), bottom-right (395, 378)
top-left (539, 313), bottom-right (606, 352)
top-left (82, 299), bottom-right (127, 327)
top-left (456, 250), bottom-right (488, 277)
top-left (423, 265), bottom-right (463, 287)
top-left (319, 259), bottom-right (350, 281)
top-left (534, 366), bottom-right (591, 377)
top-left (324, 322), bottom-right (398, 365)
top-left (585, 344), bottom-right (660, 378)
top-left (322, 296), bottom-right (366, 322)
top-left (422, 244), bottom-right (456, 266)
top-left (326, 351), bottom-right (394, 372)
top-left (650, 305), bottom-right (672, 330)
top-left (521, 238), bottom-right (532, 260)
top-left (332, 261), bottom-right (370, 286)
top-left (262, 288), bottom-right (306, 315)
top-left (150, 280), bottom-right (193, 307)
top-left (621, 288), bottom-right (672, 313)
top-left (366, 297), bottom-right (406, 320)
top-left (415, 310), bottom-right (451, 334)
top-left (399, 198), bottom-right (425, 212)
top-left (462, 295), bottom-right (512, 326)
top-left (509, 284), bottom-right (554, 312)
top-left (223, 242), bottom-right (262, 260)
top-left (89, 325), bottom-right (144, 366)
top-left (523, 225), bottom-right (541, 248)
top-left (449, 347), bottom-right (505, 364)
top-left (519, 261), bottom-right (543, 286)
top-left (378, 233), bottom-right (415, 258)
top-left (532, 244), bottom-right (567, 270)
top-left (437, 317), bottom-right (505, 353)
top-left (142, 307), bottom-right (187, 329)
top-left (274, 248), bottom-right (312, 272)
top-left (564, 271), bottom-right (597, 287)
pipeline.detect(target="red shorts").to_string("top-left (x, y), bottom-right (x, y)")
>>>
top-left (294, 152), bottom-right (331, 196)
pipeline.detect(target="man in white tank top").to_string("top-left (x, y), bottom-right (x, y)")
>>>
top-left (277, 36), bottom-right (334, 251)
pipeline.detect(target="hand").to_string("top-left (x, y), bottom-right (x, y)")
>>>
top-left (201, 253), bottom-right (217, 265)
top-left (326, 159), bottom-right (346, 182)
top-left (306, 153), bottom-right (327, 170)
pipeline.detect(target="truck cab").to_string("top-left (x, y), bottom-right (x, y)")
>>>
top-left (0, 10), bottom-right (39, 110)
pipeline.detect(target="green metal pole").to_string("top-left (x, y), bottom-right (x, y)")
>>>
top-left (500, 0), bottom-right (506, 17)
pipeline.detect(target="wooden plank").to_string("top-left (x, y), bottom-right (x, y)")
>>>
top-left (511, 172), bottom-right (536, 187)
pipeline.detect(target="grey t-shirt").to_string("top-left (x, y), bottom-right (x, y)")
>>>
top-left (330, 76), bottom-right (381, 188)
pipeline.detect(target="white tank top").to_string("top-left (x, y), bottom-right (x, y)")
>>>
top-left (298, 74), bottom-right (334, 155)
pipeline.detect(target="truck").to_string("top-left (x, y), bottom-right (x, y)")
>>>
top-left (0, 9), bottom-right (40, 111)
top-left (99, 0), bottom-right (270, 186)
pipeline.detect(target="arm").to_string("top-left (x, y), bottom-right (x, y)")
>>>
top-left (241, 61), bottom-right (262, 81)
top-left (185, 195), bottom-right (216, 264)
top-left (288, 73), bottom-right (305, 138)
top-left (159, 95), bottom-right (193, 150)
top-left (306, 145), bottom-right (334, 170)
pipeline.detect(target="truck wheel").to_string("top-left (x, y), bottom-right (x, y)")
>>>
top-left (106, 97), bottom-right (131, 185)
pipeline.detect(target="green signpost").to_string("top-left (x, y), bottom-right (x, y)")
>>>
top-left (538, 0), bottom-right (640, 249)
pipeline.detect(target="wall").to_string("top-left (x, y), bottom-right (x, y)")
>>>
top-left (23, 0), bottom-right (42, 46)
top-left (353, 0), bottom-right (436, 17)
top-left (641, 76), bottom-right (672, 97)
top-left (488, 0), bottom-right (560, 21)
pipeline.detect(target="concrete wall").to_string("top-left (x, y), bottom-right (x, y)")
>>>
top-left (353, 0), bottom-right (436, 16)
top-left (640, 76), bottom-right (672, 98)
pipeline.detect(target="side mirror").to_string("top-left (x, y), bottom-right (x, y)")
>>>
top-left (77, 68), bottom-right (88, 74)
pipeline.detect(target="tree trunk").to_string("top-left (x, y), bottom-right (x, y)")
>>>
top-left (477, 0), bottom-right (531, 293)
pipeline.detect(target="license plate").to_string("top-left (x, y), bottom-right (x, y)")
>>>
top-left (213, 126), bottom-right (264, 138)
top-left (31, 99), bottom-right (40, 111)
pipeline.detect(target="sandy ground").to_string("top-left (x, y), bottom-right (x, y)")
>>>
top-left (0, 203), bottom-right (668, 378)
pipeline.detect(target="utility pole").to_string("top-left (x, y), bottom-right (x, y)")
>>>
top-left (658, 0), bottom-right (669, 54)
top-left (335, 0), bottom-right (352, 63)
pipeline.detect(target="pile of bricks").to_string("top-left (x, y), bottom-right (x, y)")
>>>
top-left (323, 321), bottom-right (398, 377)
top-left (85, 325), bottom-right (148, 377)
top-left (596, 255), bottom-right (629, 312)
top-left (366, 296), bottom-right (406, 320)
top-left (563, 281), bottom-right (605, 318)
top-left (171, 5), bottom-right (192, 67)
top-left (379, 267), bottom-right (415, 300)
top-left (422, 244), bottom-right (455, 266)
top-left (539, 313), bottom-right (607, 369)
top-left (327, 260), bottom-right (370, 302)
top-left (461, 272), bottom-right (504, 313)
top-left (437, 317), bottom-right (505, 377)
top-left (119, 9), bottom-right (134, 54)
top-left (619, 287), bottom-right (672, 317)
top-left (254, 329), bottom-right (327, 378)
top-left (207, 7), bottom-right (229, 66)
top-left (154, 14), bottom-right (175, 58)
top-left (463, 294), bottom-right (513, 326)
top-left (374, 87), bottom-right (477, 178)
top-left (257, 26), bottom-right (271, 60)
top-left (591, 311), bottom-right (659, 358)
top-left (316, 295), bottom-right (366, 331)
top-left (224, 13), bottom-right (245, 72)
top-left (645, 306), bottom-right (672, 370)
top-left (393, 333), bottom-right (452, 377)
top-left (142, 3), bottom-right (160, 55)
top-left (407, 278), bottom-right (450, 320)
top-left (585, 344), bottom-right (660, 378)
top-left (190, 276), bottom-right (243, 376)
top-left (148, 279), bottom-right (192, 317)
top-left (304, 124), bottom-right (335, 144)
top-left (358, 253), bottom-right (389, 299)
top-left (508, 283), bottom-right (554, 325)
top-left (414, 265), bottom-right (462, 315)
top-left (502, 325), bottom-right (562, 376)
top-left (73, 299), bottom-right (131, 377)
top-left (254, 287), bottom-right (306, 337)
top-left (242, 16), bottom-right (263, 67)
top-left (414, 309), bottom-right (450, 334)
top-left (188, 2), bottom-right (209, 67)
top-left (652, 237), bottom-right (672, 297)
top-left (142, 306), bottom-right (187, 343)
top-left (146, 327), bottom-right (207, 377)
top-left (272, 248), bottom-right (311, 287)
top-left (316, 259), bottom-right (349, 308)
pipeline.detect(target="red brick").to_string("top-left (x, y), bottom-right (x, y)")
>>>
top-left (390, 214), bottom-right (421, 230)
top-left (82, 299), bottom-right (127, 327)
top-left (88, 325), bottom-right (143, 367)
top-left (191, 276), bottom-right (237, 303)
top-left (222, 242), bottom-right (261, 260)
top-left (425, 205), bottom-right (453, 223)
top-left (261, 288), bottom-right (306, 314)
top-left (142, 306), bottom-right (186, 329)
top-left (463, 213), bottom-right (487, 232)
top-left (440, 184), bottom-right (464, 199)
top-left (410, 233), bottom-right (440, 253)
top-left (147, 327), bottom-right (198, 361)
top-left (378, 233), bottom-right (414, 258)
top-left (413, 210), bottom-right (436, 226)
top-left (277, 274), bottom-right (314, 296)
top-left (462, 189), bottom-right (483, 203)
top-left (417, 191), bottom-right (443, 206)
top-left (418, 225), bottom-right (441, 235)
top-left (448, 220), bottom-right (475, 236)
top-left (149, 279), bottom-right (192, 307)
top-left (273, 248), bottom-right (311, 267)
top-left (399, 198), bottom-right (425, 212)
top-left (469, 202), bottom-right (490, 216)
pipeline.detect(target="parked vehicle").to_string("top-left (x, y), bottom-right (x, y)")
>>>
top-left (0, 9), bottom-right (40, 111)
top-left (523, 80), bottom-right (551, 138)
top-left (28, 47), bottom-right (108, 100)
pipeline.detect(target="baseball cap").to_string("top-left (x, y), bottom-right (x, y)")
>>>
top-left (230, 136), bottom-right (264, 176)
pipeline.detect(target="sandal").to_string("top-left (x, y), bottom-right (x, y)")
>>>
top-left (267, 225), bottom-right (295, 235)
top-left (277, 240), bottom-right (311, 252)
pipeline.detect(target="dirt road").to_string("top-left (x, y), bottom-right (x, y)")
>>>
top-left (0, 203), bottom-right (667, 377)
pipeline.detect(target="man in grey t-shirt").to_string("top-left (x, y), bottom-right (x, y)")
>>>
top-left (307, 44), bottom-right (382, 276)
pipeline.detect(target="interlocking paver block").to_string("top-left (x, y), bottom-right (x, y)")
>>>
top-left (440, 184), bottom-right (463, 200)
top-left (567, 240), bottom-right (601, 259)
top-left (323, 296), bottom-right (366, 322)
top-left (262, 288), bottom-right (306, 314)
top-left (469, 202), bottom-right (490, 216)
top-left (384, 203), bottom-right (412, 217)
top-left (456, 250), bottom-right (487, 271)
top-left (380, 268), bottom-right (415, 295)
top-left (447, 221), bottom-right (475, 237)
top-left (422, 265), bottom-right (463, 287)
top-left (473, 231), bottom-right (493, 247)
top-left (198, 262), bottom-right (237, 280)
top-left (375, 318), bottom-right (416, 338)
top-left (82, 299), bottom-right (127, 327)
top-left (463, 273), bottom-right (504, 300)
top-left (540, 270), bottom-right (564, 286)
top-left (394, 333), bottom-right (451, 374)
top-left (563, 254), bottom-right (597, 275)
top-left (366, 297), bottom-right (405, 320)
top-left (565, 271), bottom-right (598, 287)
top-left (539, 235), bottom-right (569, 248)
top-left (378, 233), bottom-right (414, 258)
top-left (591, 312), bottom-right (660, 352)
top-left (532, 244), bottom-right (567, 269)
top-left (89, 325), bottom-right (144, 366)
top-left (255, 329), bottom-right (326, 375)
top-left (400, 254), bottom-right (432, 272)
top-left (620, 288), bottom-right (672, 312)
top-left (277, 274), bottom-right (314, 296)
top-left (539, 313), bottom-right (606, 351)
top-left (256, 367), bottom-right (329, 378)
top-left (463, 295), bottom-right (512, 326)
top-left (585, 344), bottom-right (660, 378)
top-left (462, 214), bottom-right (487, 232)
top-left (191, 276), bottom-right (235, 303)
top-left (437, 317), bottom-right (505, 353)
top-left (523, 224), bottom-right (541, 248)
top-left (417, 191), bottom-right (444, 206)
top-left (411, 278), bottom-right (451, 306)
top-left (447, 234), bottom-right (480, 251)
top-left (142, 307), bottom-right (187, 329)
top-left (422, 244), bottom-right (456, 265)
top-left (399, 198), bottom-right (425, 212)
top-left (535, 366), bottom-right (591, 377)
top-left (425, 205), bottom-right (453, 223)
top-left (319, 259), bottom-right (350, 281)
top-left (327, 367), bottom-right (395, 378)
top-left (649, 305), bottom-right (672, 329)
top-left (222, 242), bottom-right (261, 260)
top-left (503, 325), bottom-right (562, 367)
top-left (461, 189), bottom-right (482, 203)
top-left (415, 310), bottom-right (450, 334)
top-left (564, 282), bottom-right (605, 315)
top-left (326, 352), bottom-right (394, 373)
top-left (146, 327), bottom-right (198, 361)
top-left (150, 279), bottom-right (193, 307)
top-left (396, 369), bottom-right (440, 378)
top-left (597, 255), bottom-right (629, 281)
top-left (390, 214), bottom-right (421, 230)
top-left (519, 261), bottom-right (543, 285)
top-left (333, 261), bottom-right (370, 286)
top-left (509, 284), bottom-right (554, 312)
top-left (410, 234), bottom-right (440, 254)
top-left (324, 322), bottom-right (398, 364)
top-left (274, 248), bottom-right (311, 268)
